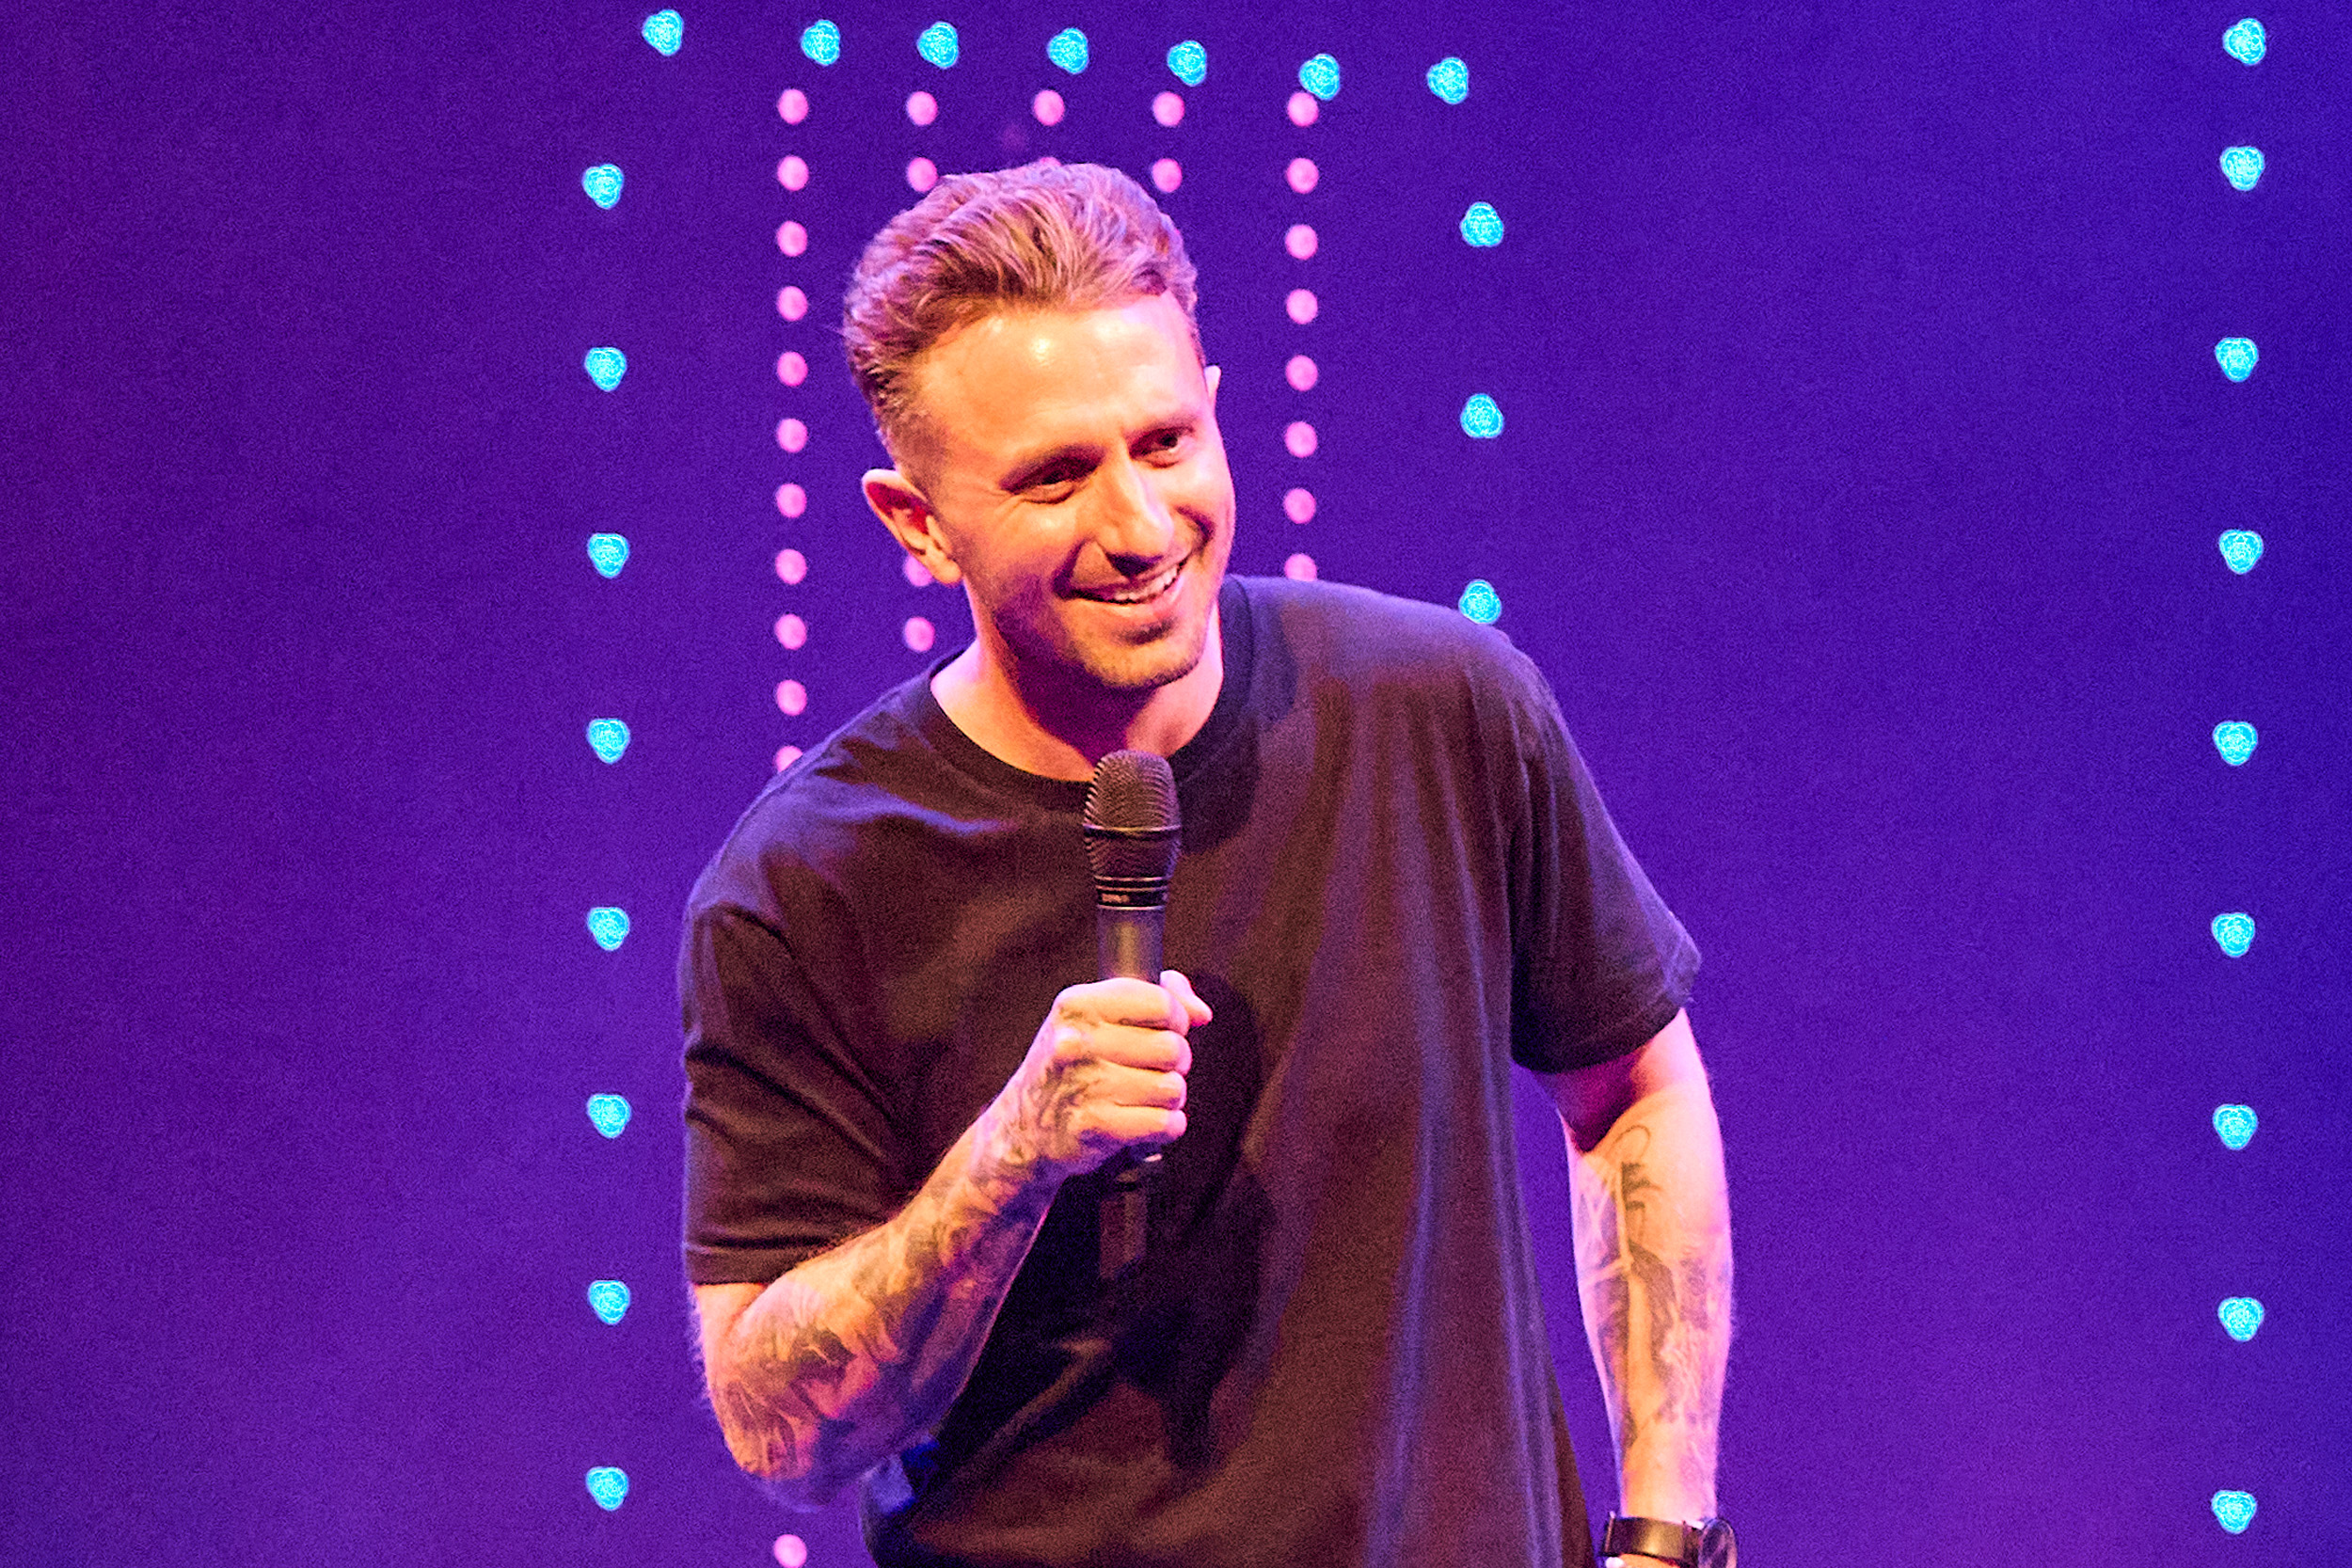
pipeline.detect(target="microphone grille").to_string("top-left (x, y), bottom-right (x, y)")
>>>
top-left (1085, 749), bottom-right (1178, 832)
top-left (1083, 749), bottom-right (1182, 892)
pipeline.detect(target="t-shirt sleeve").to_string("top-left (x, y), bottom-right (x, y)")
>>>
top-left (680, 897), bottom-right (909, 1285)
top-left (1494, 647), bottom-right (1700, 1072)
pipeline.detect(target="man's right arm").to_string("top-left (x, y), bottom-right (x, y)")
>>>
top-left (693, 972), bottom-right (1207, 1506)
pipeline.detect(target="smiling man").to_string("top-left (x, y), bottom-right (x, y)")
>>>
top-left (680, 163), bottom-right (1734, 1568)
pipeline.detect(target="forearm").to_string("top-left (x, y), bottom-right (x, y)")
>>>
top-left (1567, 1077), bottom-right (1732, 1523)
top-left (705, 1109), bottom-right (1051, 1501)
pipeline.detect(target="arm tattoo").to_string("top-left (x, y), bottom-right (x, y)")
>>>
top-left (1573, 1118), bottom-right (1732, 1493)
top-left (711, 1126), bottom-right (1052, 1497)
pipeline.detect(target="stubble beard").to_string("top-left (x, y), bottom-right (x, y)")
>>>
top-left (991, 559), bottom-right (1216, 704)
top-left (1028, 595), bottom-right (1209, 697)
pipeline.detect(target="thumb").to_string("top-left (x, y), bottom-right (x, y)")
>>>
top-left (1160, 969), bottom-right (1214, 1029)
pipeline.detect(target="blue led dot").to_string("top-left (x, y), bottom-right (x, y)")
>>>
top-left (2217, 530), bottom-right (2263, 574)
top-left (1167, 40), bottom-right (1207, 87)
top-left (586, 533), bottom-right (629, 578)
top-left (2217, 1296), bottom-right (2265, 1342)
top-left (917, 22), bottom-right (959, 68)
top-left (2222, 18), bottom-right (2265, 66)
top-left (2211, 721), bottom-right (2257, 766)
top-left (586, 719), bottom-right (631, 765)
top-left (2214, 338), bottom-right (2257, 382)
top-left (1426, 56), bottom-right (1469, 103)
top-left (2218, 146), bottom-right (2265, 192)
top-left (583, 347), bottom-right (627, 391)
top-left (2212, 1103), bottom-right (2258, 1149)
top-left (587, 907), bottom-right (631, 952)
top-left (2209, 911), bottom-right (2254, 958)
top-left (1047, 28), bottom-right (1089, 74)
top-left (1460, 393), bottom-right (1504, 438)
top-left (641, 10), bottom-right (681, 55)
top-left (2211, 1490), bottom-right (2257, 1535)
top-left (1458, 579), bottom-right (1502, 624)
top-left (581, 165), bottom-right (624, 210)
top-left (1298, 54), bottom-right (1341, 101)
top-left (585, 1466), bottom-right (629, 1512)
top-left (588, 1280), bottom-right (633, 1325)
top-left (801, 19), bottom-right (841, 66)
top-left (1460, 202), bottom-right (1504, 247)
top-left (585, 1094), bottom-right (633, 1138)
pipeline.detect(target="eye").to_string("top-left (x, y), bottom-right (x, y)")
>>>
top-left (1021, 469), bottom-right (1082, 502)
top-left (1140, 428), bottom-right (1190, 462)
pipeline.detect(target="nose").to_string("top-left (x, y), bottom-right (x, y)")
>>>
top-left (1089, 449), bottom-right (1178, 573)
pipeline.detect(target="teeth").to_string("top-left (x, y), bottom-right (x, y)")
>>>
top-left (1089, 562), bottom-right (1180, 604)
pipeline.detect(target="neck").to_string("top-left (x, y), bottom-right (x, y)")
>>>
top-left (933, 604), bottom-right (1224, 781)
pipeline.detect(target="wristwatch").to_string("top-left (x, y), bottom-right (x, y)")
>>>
top-left (1600, 1513), bottom-right (1736, 1568)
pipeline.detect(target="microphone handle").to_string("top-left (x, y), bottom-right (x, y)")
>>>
top-left (1097, 899), bottom-right (1166, 1279)
top-left (1097, 903), bottom-right (1164, 983)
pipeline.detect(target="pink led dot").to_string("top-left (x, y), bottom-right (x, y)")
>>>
top-left (1285, 420), bottom-right (1318, 458)
top-left (777, 220), bottom-right (808, 257)
top-left (906, 90), bottom-right (938, 126)
top-left (1033, 89), bottom-right (1065, 126)
top-left (1286, 288), bottom-right (1319, 325)
top-left (1152, 158), bottom-right (1182, 194)
top-left (776, 350), bottom-right (808, 386)
top-left (906, 156), bottom-right (939, 193)
top-left (775, 679), bottom-right (808, 717)
top-left (903, 616), bottom-right (936, 653)
top-left (773, 744), bottom-right (803, 772)
top-left (777, 285), bottom-right (809, 321)
top-left (903, 555), bottom-right (935, 587)
top-left (1284, 552), bottom-right (1318, 580)
top-left (1288, 91), bottom-right (1319, 127)
top-left (1287, 156), bottom-right (1319, 194)
top-left (777, 419), bottom-right (809, 454)
top-left (1283, 487), bottom-right (1316, 524)
top-left (775, 482), bottom-right (806, 517)
top-left (778, 88), bottom-right (809, 124)
top-left (774, 612), bottom-right (807, 649)
top-left (774, 547), bottom-right (807, 584)
top-left (777, 154), bottom-right (809, 191)
top-left (1152, 90), bottom-right (1184, 127)
top-left (1286, 354), bottom-right (1319, 391)
top-left (773, 1536), bottom-right (809, 1568)
top-left (1285, 224), bottom-right (1318, 261)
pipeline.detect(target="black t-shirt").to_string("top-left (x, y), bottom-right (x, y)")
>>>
top-left (680, 577), bottom-right (1698, 1568)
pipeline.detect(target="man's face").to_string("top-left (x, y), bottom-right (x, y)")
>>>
top-left (894, 293), bottom-right (1235, 703)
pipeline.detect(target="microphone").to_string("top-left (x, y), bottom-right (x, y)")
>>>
top-left (1083, 750), bottom-right (1182, 1278)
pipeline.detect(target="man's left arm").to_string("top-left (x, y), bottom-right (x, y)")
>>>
top-left (1534, 1008), bottom-right (1732, 1554)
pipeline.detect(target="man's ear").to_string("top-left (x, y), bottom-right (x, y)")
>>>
top-left (863, 468), bottom-right (963, 586)
top-left (1204, 362), bottom-right (1221, 403)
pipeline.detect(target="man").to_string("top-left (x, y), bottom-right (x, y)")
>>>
top-left (682, 162), bottom-right (1733, 1568)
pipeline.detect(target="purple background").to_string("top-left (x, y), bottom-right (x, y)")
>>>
top-left (6, 3), bottom-right (2348, 1563)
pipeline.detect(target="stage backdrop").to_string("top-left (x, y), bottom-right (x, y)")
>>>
top-left (6, 3), bottom-right (2347, 1564)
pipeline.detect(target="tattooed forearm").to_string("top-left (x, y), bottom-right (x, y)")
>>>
top-left (700, 1115), bottom-right (1056, 1503)
top-left (699, 975), bottom-right (1200, 1501)
top-left (1567, 1093), bottom-right (1734, 1517)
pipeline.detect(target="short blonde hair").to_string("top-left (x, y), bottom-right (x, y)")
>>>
top-left (842, 161), bottom-right (1200, 466)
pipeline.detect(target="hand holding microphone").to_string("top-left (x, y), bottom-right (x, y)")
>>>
top-left (988, 969), bottom-right (1207, 1185)
top-left (979, 752), bottom-right (1204, 1246)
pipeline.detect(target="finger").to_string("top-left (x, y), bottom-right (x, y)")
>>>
top-left (1160, 969), bottom-right (1214, 1028)
top-left (1069, 976), bottom-right (1188, 1029)
top-left (1082, 1022), bottom-right (1192, 1075)
top-left (1096, 1103), bottom-right (1187, 1148)
top-left (1101, 1065), bottom-right (1186, 1111)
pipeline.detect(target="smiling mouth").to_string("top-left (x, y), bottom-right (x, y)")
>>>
top-left (1073, 556), bottom-right (1185, 607)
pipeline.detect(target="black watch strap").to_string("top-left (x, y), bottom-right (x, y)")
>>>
top-left (1602, 1515), bottom-right (1700, 1565)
